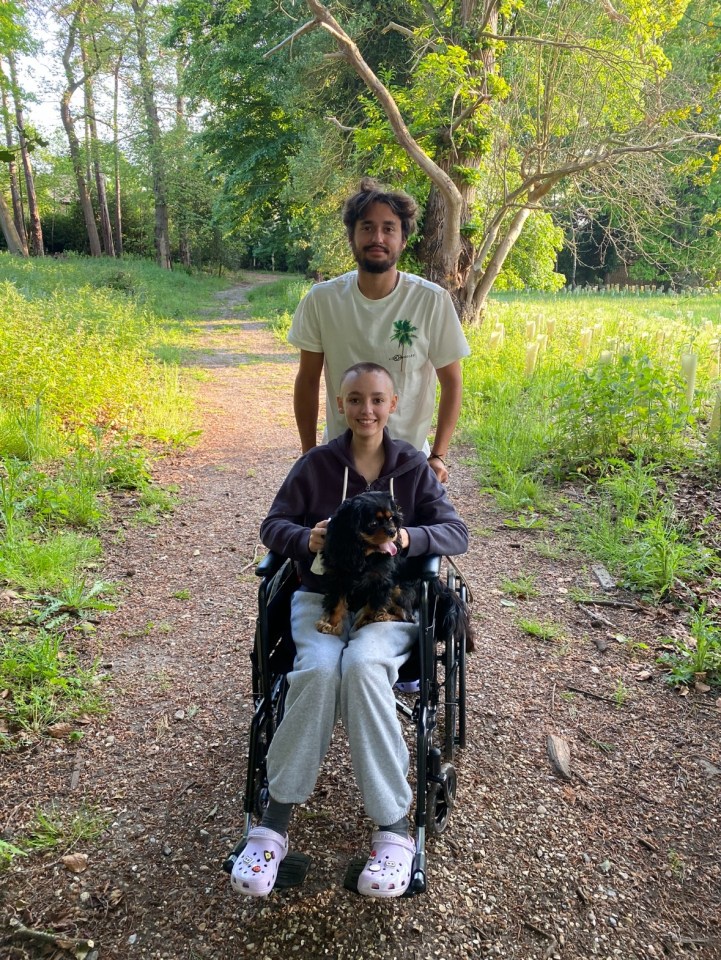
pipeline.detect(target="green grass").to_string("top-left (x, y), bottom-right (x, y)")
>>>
top-left (0, 630), bottom-right (107, 735)
top-left (657, 604), bottom-right (721, 686)
top-left (500, 573), bottom-right (540, 598)
top-left (462, 291), bottom-right (721, 599)
top-left (0, 531), bottom-right (102, 592)
top-left (247, 276), bottom-right (310, 339)
top-left (568, 460), bottom-right (717, 598)
top-left (0, 802), bottom-right (108, 868)
top-left (516, 617), bottom-right (565, 641)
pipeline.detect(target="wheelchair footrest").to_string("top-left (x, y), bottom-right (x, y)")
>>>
top-left (223, 840), bottom-right (311, 888)
top-left (343, 857), bottom-right (417, 897)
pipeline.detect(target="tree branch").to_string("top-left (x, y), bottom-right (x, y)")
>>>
top-left (599, 0), bottom-right (630, 25)
top-left (263, 18), bottom-right (320, 59)
top-left (325, 114), bottom-right (358, 132)
top-left (381, 21), bottom-right (443, 52)
top-left (301, 0), bottom-right (464, 275)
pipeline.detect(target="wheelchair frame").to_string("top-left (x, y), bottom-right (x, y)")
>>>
top-left (224, 551), bottom-right (470, 896)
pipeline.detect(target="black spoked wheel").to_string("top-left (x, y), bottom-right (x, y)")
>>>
top-left (458, 582), bottom-right (467, 750)
top-left (425, 762), bottom-right (457, 834)
top-left (443, 625), bottom-right (459, 760)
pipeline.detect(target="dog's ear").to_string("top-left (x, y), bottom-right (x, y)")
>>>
top-left (324, 498), bottom-right (366, 571)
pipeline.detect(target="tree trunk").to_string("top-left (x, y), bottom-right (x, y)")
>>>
top-left (0, 62), bottom-right (28, 255)
top-left (415, 2), bottom-right (499, 320)
top-left (61, 15), bottom-right (102, 257)
top-left (112, 57), bottom-right (123, 257)
top-left (7, 51), bottom-right (43, 256)
top-left (131, 0), bottom-right (171, 270)
top-left (175, 68), bottom-right (191, 269)
top-left (0, 188), bottom-right (26, 255)
top-left (468, 182), bottom-right (556, 322)
top-left (82, 40), bottom-right (115, 257)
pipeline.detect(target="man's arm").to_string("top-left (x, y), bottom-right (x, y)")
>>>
top-left (429, 360), bottom-right (463, 482)
top-left (294, 349), bottom-right (325, 453)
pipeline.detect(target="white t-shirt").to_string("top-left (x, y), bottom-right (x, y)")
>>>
top-left (288, 270), bottom-right (471, 451)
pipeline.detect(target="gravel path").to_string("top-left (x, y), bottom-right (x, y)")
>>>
top-left (2, 275), bottom-right (720, 960)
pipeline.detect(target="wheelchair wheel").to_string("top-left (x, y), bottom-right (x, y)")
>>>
top-left (443, 628), bottom-right (458, 760)
top-left (425, 762), bottom-right (456, 834)
top-left (442, 570), bottom-right (467, 759)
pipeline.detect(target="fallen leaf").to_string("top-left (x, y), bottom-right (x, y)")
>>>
top-left (635, 670), bottom-right (653, 682)
top-left (47, 723), bottom-right (75, 739)
top-left (695, 680), bottom-right (711, 694)
top-left (62, 853), bottom-right (89, 873)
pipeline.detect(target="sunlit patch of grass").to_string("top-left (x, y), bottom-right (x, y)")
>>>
top-left (0, 630), bottom-right (107, 734)
top-left (20, 802), bottom-right (108, 854)
top-left (501, 573), bottom-right (540, 598)
top-left (0, 532), bottom-right (102, 592)
top-left (517, 617), bottom-right (565, 641)
top-left (133, 484), bottom-right (180, 525)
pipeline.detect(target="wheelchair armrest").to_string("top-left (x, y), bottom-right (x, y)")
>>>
top-left (255, 551), bottom-right (287, 578)
top-left (418, 555), bottom-right (441, 581)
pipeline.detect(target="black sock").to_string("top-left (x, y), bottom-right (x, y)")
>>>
top-left (378, 816), bottom-right (410, 838)
top-left (261, 798), bottom-right (293, 837)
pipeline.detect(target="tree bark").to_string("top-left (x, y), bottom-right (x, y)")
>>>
top-left (7, 51), bottom-right (43, 256)
top-left (175, 64), bottom-right (191, 269)
top-left (131, 0), bottom-right (171, 270)
top-left (0, 64), bottom-right (28, 255)
top-left (112, 56), bottom-right (123, 257)
top-left (61, 12), bottom-right (102, 257)
top-left (81, 37), bottom-right (115, 256)
top-left (0, 188), bottom-right (26, 255)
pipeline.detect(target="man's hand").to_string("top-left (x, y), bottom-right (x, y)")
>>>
top-left (428, 455), bottom-right (449, 484)
top-left (308, 518), bottom-right (330, 554)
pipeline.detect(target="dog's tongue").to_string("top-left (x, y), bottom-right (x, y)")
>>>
top-left (378, 541), bottom-right (398, 556)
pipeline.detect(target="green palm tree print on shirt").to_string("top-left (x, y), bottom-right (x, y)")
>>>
top-left (390, 319), bottom-right (418, 373)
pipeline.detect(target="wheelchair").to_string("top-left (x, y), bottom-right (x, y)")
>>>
top-left (223, 550), bottom-right (471, 896)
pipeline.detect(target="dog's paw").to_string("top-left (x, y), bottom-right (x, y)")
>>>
top-left (316, 617), bottom-right (342, 636)
top-left (354, 608), bottom-right (404, 630)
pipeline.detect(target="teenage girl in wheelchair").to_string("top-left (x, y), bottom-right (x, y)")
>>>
top-left (228, 362), bottom-right (469, 899)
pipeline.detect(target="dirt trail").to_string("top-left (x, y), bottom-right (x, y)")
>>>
top-left (2, 276), bottom-right (720, 960)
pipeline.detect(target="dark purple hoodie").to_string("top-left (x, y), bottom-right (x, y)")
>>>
top-left (260, 429), bottom-right (469, 591)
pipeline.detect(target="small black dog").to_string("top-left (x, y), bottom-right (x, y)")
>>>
top-left (315, 491), bottom-right (413, 635)
top-left (316, 491), bottom-right (474, 652)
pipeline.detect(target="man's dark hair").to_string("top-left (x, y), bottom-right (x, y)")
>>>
top-left (342, 177), bottom-right (419, 241)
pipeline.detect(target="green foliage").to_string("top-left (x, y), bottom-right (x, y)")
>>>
top-left (31, 579), bottom-right (117, 628)
top-left (517, 617), bottom-right (564, 641)
top-left (657, 604), bottom-right (721, 686)
top-left (0, 631), bottom-right (106, 733)
top-left (463, 292), bottom-right (721, 596)
top-left (247, 277), bottom-right (311, 341)
top-left (569, 460), bottom-right (717, 597)
top-left (500, 574), bottom-right (540, 598)
top-left (0, 530), bottom-right (102, 593)
top-left (552, 351), bottom-right (690, 471)
top-left (19, 803), bottom-right (107, 854)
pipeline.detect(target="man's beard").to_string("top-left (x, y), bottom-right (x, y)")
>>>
top-left (351, 242), bottom-right (400, 274)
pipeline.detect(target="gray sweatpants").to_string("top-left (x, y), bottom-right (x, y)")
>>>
top-left (266, 590), bottom-right (416, 826)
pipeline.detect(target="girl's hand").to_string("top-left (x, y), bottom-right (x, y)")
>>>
top-left (309, 518), bottom-right (330, 554)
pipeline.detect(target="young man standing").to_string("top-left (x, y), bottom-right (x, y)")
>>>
top-left (289, 178), bottom-right (471, 483)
